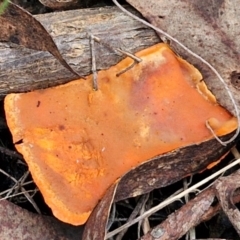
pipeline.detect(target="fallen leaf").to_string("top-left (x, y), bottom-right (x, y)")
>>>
top-left (0, 1), bottom-right (79, 77)
top-left (4, 43), bottom-right (237, 226)
top-left (125, 0), bottom-right (240, 114)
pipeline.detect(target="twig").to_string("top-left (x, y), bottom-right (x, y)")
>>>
top-left (92, 36), bottom-right (142, 63)
top-left (89, 34), bottom-right (142, 90)
top-left (90, 35), bottom-right (98, 90)
top-left (183, 178), bottom-right (196, 240)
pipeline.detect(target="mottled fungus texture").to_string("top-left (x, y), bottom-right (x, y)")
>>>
top-left (4, 43), bottom-right (237, 225)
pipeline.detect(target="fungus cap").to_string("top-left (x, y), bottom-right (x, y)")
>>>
top-left (4, 43), bottom-right (237, 225)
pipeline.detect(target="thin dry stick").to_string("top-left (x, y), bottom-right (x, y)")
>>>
top-left (0, 189), bottom-right (38, 201)
top-left (106, 157), bottom-right (240, 239)
top-left (92, 36), bottom-right (142, 63)
top-left (183, 178), bottom-right (196, 240)
top-left (18, 171), bottom-right (41, 213)
top-left (116, 194), bottom-right (149, 240)
top-left (112, 0), bottom-right (240, 146)
top-left (90, 35), bottom-right (98, 90)
top-left (138, 193), bottom-right (150, 237)
top-left (89, 34), bottom-right (142, 90)
top-left (20, 186), bottom-right (40, 213)
top-left (4, 171), bottom-right (31, 200)
top-left (231, 146), bottom-right (240, 159)
top-left (5, 171), bottom-right (28, 199)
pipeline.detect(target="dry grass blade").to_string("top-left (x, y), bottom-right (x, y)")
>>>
top-left (138, 193), bottom-right (150, 237)
top-left (115, 194), bottom-right (150, 240)
top-left (3, 171), bottom-right (31, 199)
top-left (183, 178), bottom-right (196, 240)
top-left (0, 169), bottom-right (41, 214)
top-left (0, 189), bottom-right (38, 201)
top-left (0, 180), bottom-right (35, 197)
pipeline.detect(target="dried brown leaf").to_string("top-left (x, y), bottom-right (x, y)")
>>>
top-left (0, 1), bottom-right (79, 77)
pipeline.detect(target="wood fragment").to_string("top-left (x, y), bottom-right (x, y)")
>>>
top-left (0, 199), bottom-right (84, 239)
top-left (106, 156), bottom-right (240, 239)
top-left (215, 169), bottom-right (240, 235)
top-left (38, 0), bottom-right (78, 9)
top-left (0, 6), bottom-right (159, 99)
top-left (140, 188), bottom-right (215, 240)
top-left (83, 183), bottom-right (118, 240)
top-left (139, 178), bottom-right (240, 240)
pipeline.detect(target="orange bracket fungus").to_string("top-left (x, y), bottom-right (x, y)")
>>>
top-left (4, 43), bottom-right (237, 225)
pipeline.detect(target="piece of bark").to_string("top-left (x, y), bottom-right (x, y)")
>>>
top-left (0, 199), bottom-right (84, 240)
top-left (140, 188), bottom-right (216, 240)
top-left (115, 132), bottom-right (238, 202)
top-left (0, 6), bottom-right (159, 99)
top-left (38, 0), bottom-right (79, 9)
top-left (83, 184), bottom-right (117, 240)
top-left (0, 1), bottom-right (80, 78)
top-left (139, 176), bottom-right (240, 240)
top-left (215, 169), bottom-right (240, 236)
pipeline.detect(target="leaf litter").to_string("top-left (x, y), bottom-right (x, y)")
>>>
top-left (0, 0), bottom-right (240, 239)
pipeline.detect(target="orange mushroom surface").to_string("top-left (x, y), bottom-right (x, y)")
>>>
top-left (4, 43), bottom-right (237, 225)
